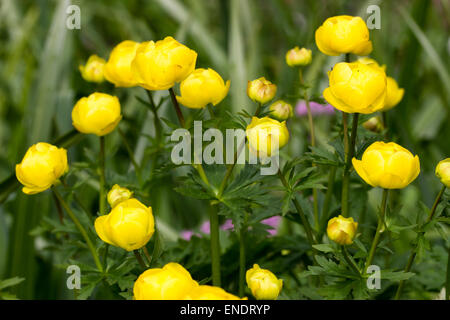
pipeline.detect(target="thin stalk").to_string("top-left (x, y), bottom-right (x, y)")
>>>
top-left (446, 246), bottom-right (450, 300)
top-left (103, 244), bottom-right (109, 270)
top-left (364, 189), bottom-right (389, 272)
top-left (99, 136), bottom-right (106, 216)
top-left (61, 180), bottom-right (93, 222)
top-left (117, 127), bottom-right (140, 173)
top-left (145, 90), bottom-right (162, 144)
top-left (394, 185), bottom-right (446, 299)
top-left (319, 166), bottom-right (337, 236)
top-left (133, 250), bottom-right (147, 270)
top-left (341, 113), bottom-right (359, 217)
top-left (239, 226), bottom-right (246, 297)
top-left (254, 103), bottom-right (262, 117)
top-left (168, 88), bottom-right (185, 128)
top-left (277, 169), bottom-right (316, 246)
top-left (299, 68), bottom-right (319, 230)
top-left (209, 204), bottom-right (221, 286)
top-left (342, 246), bottom-right (361, 276)
top-left (53, 188), bottom-right (103, 273)
top-left (143, 246), bottom-right (152, 266)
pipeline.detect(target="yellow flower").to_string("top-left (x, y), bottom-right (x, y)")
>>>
top-left (133, 263), bottom-right (198, 300)
top-left (246, 117), bottom-right (289, 157)
top-left (358, 57), bottom-right (386, 71)
top-left (315, 15), bottom-right (372, 56)
top-left (247, 77), bottom-right (277, 104)
top-left (15, 143), bottom-right (68, 195)
top-left (79, 54), bottom-right (106, 83)
top-left (436, 158), bottom-right (450, 188)
top-left (176, 68), bottom-right (230, 109)
top-left (72, 92), bottom-right (122, 136)
top-left (183, 285), bottom-right (245, 300)
top-left (107, 184), bottom-right (133, 208)
top-left (104, 40), bottom-right (140, 87)
top-left (285, 47), bottom-right (312, 67)
top-left (323, 61), bottom-right (387, 114)
top-left (362, 116), bottom-right (384, 133)
top-left (246, 264), bottom-right (283, 300)
top-left (380, 77), bottom-right (404, 111)
top-left (132, 36), bottom-right (197, 91)
top-left (269, 100), bottom-right (293, 121)
top-left (352, 141), bottom-right (420, 189)
top-left (94, 198), bottom-right (154, 251)
top-left (327, 215), bottom-right (358, 245)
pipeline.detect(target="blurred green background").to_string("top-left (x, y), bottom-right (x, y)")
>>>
top-left (0, 0), bottom-right (449, 299)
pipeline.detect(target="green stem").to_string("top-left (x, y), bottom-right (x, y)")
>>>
top-left (239, 226), bottom-right (246, 297)
top-left (168, 88), bottom-right (185, 128)
top-left (52, 188), bottom-right (103, 273)
top-left (142, 246), bottom-right (152, 266)
top-left (341, 113), bottom-right (359, 217)
top-left (364, 189), bottom-right (389, 272)
top-left (209, 204), bottom-right (221, 286)
top-left (145, 90), bottom-right (162, 144)
top-left (342, 245), bottom-right (361, 276)
top-left (133, 250), bottom-right (147, 270)
top-left (446, 245), bottom-right (450, 300)
top-left (319, 166), bottom-right (337, 236)
top-left (299, 68), bottom-right (319, 230)
top-left (277, 169), bottom-right (316, 246)
top-left (103, 244), bottom-right (109, 270)
top-left (117, 127), bottom-right (140, 173)
top-left (255, 103), bottom-right (262, 117)
top-left (99, 136), bottom-right (106, 216)
top-left (394, 185), bottom-right (446, 299)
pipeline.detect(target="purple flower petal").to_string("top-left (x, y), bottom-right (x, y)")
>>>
top-left (295, 100), bottom-right (335, 117)
top-left (181, 230), bottom-right (194, 241)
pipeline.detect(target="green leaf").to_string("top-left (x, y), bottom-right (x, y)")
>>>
top-left (0, 277), bottom-right (25, 290)
top-left (312, 244), bottom-right (334, 253)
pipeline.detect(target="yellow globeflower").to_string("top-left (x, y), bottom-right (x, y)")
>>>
top-left (107, 184), bottom-right (133, 208)
top-left (132, 36), bottom-right (197, 91)
top-left (269, 100), bottom-right (293, 121)
top-left (315, 15), bottom-right (372, 56)
top-left (246, 117), bottom-right (289, 157)
top-left (104, 40), bottom-right (140, 87)
top-left (436, 158), bottom-right (450, 188)
top-left (323, 61), bottom-right (387, 114)
top-left (246, 264), bottom-right (283, 300)
top-left (183, 285), bottom-right (244, 300)
top-left (79, 54), bottom-right (106, 83)
top-left (15, 143), bottom-right (68, 195)
top-left (94, 198), bottom-right (155, 251)
top-left (352, 141), bottom-right (420, 189)
top-left (327, 215), bottom-right (358, 245)
top-left (380, 77), bottom-right (404, 111)
top-left (358, 57), bottom-right (386, 71)
top-left (176, 68), bottom-right (230, 109)
top-left (285, 47), bottom-right (312, 67)
top-left (133, 263), bottom-right (198, 300)
top-left (247, 77), bottom-right (277, 104)
top-left (72, 92), bottom-right (122, 136)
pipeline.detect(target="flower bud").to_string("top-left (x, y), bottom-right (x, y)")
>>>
top-left (315, 15), bottom-right (372, 56)
top-left (247, 77), bottom-right (277, 104)
top-left (269, 100), bottom-right (293, 121)
top-left (107, 184), bottom-right (133, 208)
top-left (362, 116), bottom-right (384, 133)
top-left (327, 215), bottom-right (358, 245)
top-left (323, 61), bottom-right (387, 114)
top-left (79, 54), bottom-right (106, 83)
top-left (246, 264), bottom-right (283, 300)
top-left (132, 36), bottom-right (197, 91)
top-left (352, 141), bottom-right (420, 189)
top-left (436, 158), bottom-right (450, 188)
top-left (104, 40), bottom-right (140, 87)
top-left (133, 263), bottom-right (198, 300)
top-left (176, 68), bottom-right (230, 109)
top-left (183, 285), bottom-right (245, 300)
top-left (72, 92), bottom-right (122, 136)
top-left (285, 47), bottom-right (312, 67)
top-left (94, 198), bottom-right (154, 251)
top-left (380, 77), bottom-right (404, 111)
top-left (15, 143), bottom-right (68, 195)
top-left (246, 116), bottom-right (289, 157)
